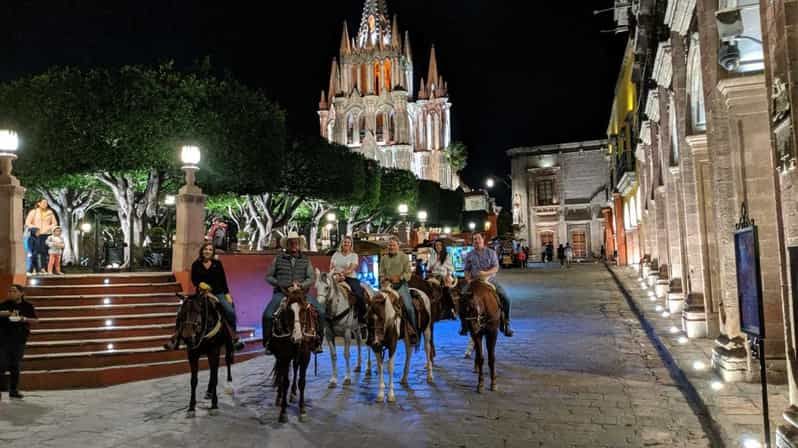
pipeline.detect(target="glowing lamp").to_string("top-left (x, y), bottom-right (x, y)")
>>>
top-left (417, 210), bottom-right (428, 223)
top-left (326, 212), bottom-right (337, 222)
top-left (181, 145), bottom-right (201, 166)
top-left (164, 194), bottom-right (176, 206)
top-left (443, 227), bottom-right (452, 234)
top-left (0, 130), bottom-right (19, 153)
top-left (80, 222), bottom-right (92, 233)
top-left (468, 222), bottom-right (476, 231)
top-left (485, 178), bottom-right (495, 188)
top-left (398, 203), bottom-right (409, 216)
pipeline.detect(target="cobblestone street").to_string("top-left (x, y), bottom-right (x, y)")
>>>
top-left (1, 264), bottom-right (714, 447)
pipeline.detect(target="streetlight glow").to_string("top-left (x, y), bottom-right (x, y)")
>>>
top-left (443, 226), bottom-right (452, 234)
top-left (398, 203), bottom-right (409, 216)
top-left (485, 178), bottom-right (495, 188)
top-left (0, 130), bottom-right (19, 152)
top-left (417, 210), bottom-right (428, 223)
top-left (326, 212), bottom-right (337, 222)
top-left (468, 222), bottom-right (476, 231)
top-left (181, 145), bottom-right (201, 166)
top-left (164, 194), bottom-right (176, 206)
top-left (80, 222), bottom-right (92, 233)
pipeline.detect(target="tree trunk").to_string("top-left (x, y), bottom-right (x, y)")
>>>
top-left (39, 186), bottom-right (103, 266)
top-left (306, 200), bottom-right (333, 252)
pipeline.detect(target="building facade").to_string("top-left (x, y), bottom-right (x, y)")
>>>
top-left (606, 1), bottom-right (798, 444)
top-left (508, 140), bottom-right (609, 262)
top-left (318, 0), bottom-right (459, 190)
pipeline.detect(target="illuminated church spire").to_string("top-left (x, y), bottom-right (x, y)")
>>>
top-left (357, 0), bottom-right (391, 48)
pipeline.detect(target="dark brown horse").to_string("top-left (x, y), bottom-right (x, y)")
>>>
top-left (173, 290), bottom-right (233, 417)
top-left (460, 279), bottom-right (500, 393)
top-left (409, 272), bottom-right (457, 366)
top-left (268, 288), bottom-right (320, 423)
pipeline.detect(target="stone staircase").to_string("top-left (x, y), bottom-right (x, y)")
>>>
top-left (20, 273), bottom-right (262, 390)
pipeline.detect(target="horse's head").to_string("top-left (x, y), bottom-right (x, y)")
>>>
top-left (368, 286), bottom-right (401, 349)
top-left (279, 287), bottom-right (314, 344)
top-left (176, 293), bottom-right (205, 344)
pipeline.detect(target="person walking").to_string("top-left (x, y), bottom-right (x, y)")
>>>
top-left (262, 232), bottom-right (324, 354)
top-left (557, 243), bottom-right (566, 267)
top-left (46, 226), bottom-right (65, 275)
top-left (0, 284), bottom-right (38, 400)
top-left (565, 243), bottom-right (573, 266)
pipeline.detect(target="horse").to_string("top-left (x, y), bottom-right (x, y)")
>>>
top-left (174, 290), bottom-right (234, 418)
top-left (460, 279), bottom-right (501, 393)
top-left (268, 287), bottom-right (320, 423)
top-left (314, 269), bottom-right (372, 387)
top-left (367, 284), bottom-right (433, 403)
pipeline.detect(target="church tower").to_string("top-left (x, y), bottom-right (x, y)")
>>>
top-left (318, 0), bottom-right (458, 190)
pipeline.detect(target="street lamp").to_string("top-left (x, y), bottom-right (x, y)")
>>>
top-left (484, 175), bottom-right (510, 189)
top-left (443, 226), bottom-right (452, 235)
top-left (326, 212), bottom-right (337, 222)
top-left (180, 145), bottom-right (201, 186)
top-left (80, 222), bottom-right (92, 233)
top-left (164, 194), bottom-right (176, 206)
top-left (484, 221), bottom-right (491, 231)
top-left (485, 178), bottom-right (495, 188)
top-left (417, 210), bottom-right (428, 224)
top-left (398, 203), bottom-right (409, 217)
top-left (468, 222), bottom-right (476, 231)
top-left (0, 130), bottom-right (20, 179)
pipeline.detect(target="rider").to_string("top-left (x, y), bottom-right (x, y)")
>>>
top-left (164, 242), bottom-right (245, 351)
top-left (428, 239), bottom-right (456, 319)
top-left (459, 233), bottom-right (514, 337)
top-left (379, 237), bottom-right (418, 345)
top-left (262, 232), bottom-right (324, 354)
top-left (330, 235), bottom-right (367, 326)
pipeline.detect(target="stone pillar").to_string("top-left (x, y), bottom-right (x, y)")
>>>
top-left (711, 75), bottom-right (786, 382)
top-left (0, 154), bottom-right (26, 294)
top-left (613, 193), bottom-right (627, 265)
top-left (172, 170), bottom-right (206, 294)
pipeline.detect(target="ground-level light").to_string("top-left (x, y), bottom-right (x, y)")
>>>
top-left (443, 227), bottom-right (452, 235)
top-left (669, 326), bottom-right (679, 334)
top-left (742, 437), bottom-right (762, 448)
top-left (678, 336), bottom-right (688, 344)
top-left (180, 145), bottom-right (201, 166)
top-left (693, 361), bottom-right (706, 371)
top-left (80, 222), bottom-right (92, 233)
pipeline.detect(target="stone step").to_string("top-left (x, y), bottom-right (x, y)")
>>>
top-left (35, 313), bottom-right (175, 330)
top-left (29, 323), bottom-right (175, 342)
top-left (27, 272), bottom-right (176, 286)
top-left (25, 282), bottom-right (182, 297)
top-left (35, 302), bottom-right (181, 318)
top-left (25, 292), bottom-right (182, 308)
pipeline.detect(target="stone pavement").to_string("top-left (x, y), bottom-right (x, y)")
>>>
top-left (610, 265), bottom-right (789, 447)
top-left (0, 264), bottom-right (714, 447)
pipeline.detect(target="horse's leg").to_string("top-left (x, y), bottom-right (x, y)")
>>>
top-left (474, 334), bottom-right (485, 394)
top-left (387, 347), bottom-right (397, 403)
top-left (429, 323), bottom-right (436, 367)
top-left (279, 360), bottom-right (289, 423)
top-left (365, 346), bottom-right (373, 377)
top-left (465, 338), bottom-right (474, 359)
top-left (354, 324), bottom-right (362, 373)
top-left (290, 357), bottom-right (298, 403)
top-left (298, 353), bottom-right (309, 422)
top-left (224, 342), bottom-right (234, 395)
top-left (187, 351), bottom-right (198, 417)
top-left (343, 328), bottom-right (352, 386)
top-left (400, 336), bottom-right (411, 386)
top-left (274, 359), bottom-right (283, 407)
top-left (488, 330), bottom-right (498, 392)
top-left (327, 328), bottom-right (338, 388)
top-left (375, 350), bottom-right (385, 403)
top-left (208, 345), bottom-right (220, 413)
top-left (424, 324), bottom-right (434, 384)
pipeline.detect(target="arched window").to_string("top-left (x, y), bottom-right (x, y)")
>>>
top-left (417, 113), bottom-right (425, 149)
top-left (389, 111), bottom-right (397, 143)
top-left (346, 114), bottom-right (355, 145)
top-left (669, 97), bottom-right (679, 165)
top-left (687, 36), bottom-right (706, 132)
top-left (373, 62), bottom-right (381, 96)
top-left (384, 58), bottom-right (392, 91)
top-left (360, 65), bottom-right (368, 95)
top-left (426, 113), bottom-right (433, 150)
top-left (359, 114), bottom-right (367, 141)
top-left (431, 113), bottom-right (441, 149)
top-left (376, 112), bottom-right (385, 143)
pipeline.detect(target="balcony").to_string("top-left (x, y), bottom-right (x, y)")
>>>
top-left (614, 150), bottom-right (637, 195)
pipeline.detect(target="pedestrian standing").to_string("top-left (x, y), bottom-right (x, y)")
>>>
top-left (517, 248), bottom-right (527, 269)
top-left (46, 226), bottom-right (65, 275)
top-left (0, 284), bottom-right (37, 400)
top-left (565, 243), bottom-right (573, 266)
top-left (600, 244), bottom-right (606, 261)
top-left (557, 244), bottom-right (565, 267)
top-left (25, 199), bottom-right (57, 274)
top-left (546, 243), bottom-right (554, 263)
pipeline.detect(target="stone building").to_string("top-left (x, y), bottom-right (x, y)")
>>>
top-left (317, 0), bottom-right (459, 190)
top-left (508, 140), bottom-right (609, 261)
top-left (605, 0), bottom-right (798, 444)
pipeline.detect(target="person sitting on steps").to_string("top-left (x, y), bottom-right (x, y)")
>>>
top-left (262, 232), bottom-right (324, 355)
top-left (330, 235), bottom-right (367, 336)
top-left (459, 233), bottom-right (514, 337)
top-left (379, 237), bottom-right (418, 345)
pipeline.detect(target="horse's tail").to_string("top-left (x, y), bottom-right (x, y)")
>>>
top-left (269, 362), bottom-right (280, 389)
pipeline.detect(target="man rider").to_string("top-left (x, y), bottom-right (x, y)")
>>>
top-left (262, 232), bottom-right (324, 354)
top-left (460, 233), bottom-right (514, 337)
top-left (379, 237), bottom-right (418, 345)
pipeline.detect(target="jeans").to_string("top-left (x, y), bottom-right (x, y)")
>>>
top-left (262, 292), bottom-right (325, 340)
top-left (216, 294), bottom-right (237, 330)
top-left (343, 277), bottom-right (366, 319)
top-left (460, 280), bottom-right (512, 320)
top-left (393, 282), bottom-right (416, 332)
top-left (0, 339), bottom-right (25, 393)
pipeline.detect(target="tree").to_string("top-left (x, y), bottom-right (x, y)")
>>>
top-left (445, 141), bottom-right (469, 173)
top-left (417, 180), bottom-right (441, 225)
top-left (439, 187), bottom-right (465, 227)
top-left (341, 159), bottom-right (381, 235)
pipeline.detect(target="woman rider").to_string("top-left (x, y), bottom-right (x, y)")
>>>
top-left (428, 239), bottom-right (456, 319)
top-left (330, 236), bottom-right (367, 327)
top-left (164, 242), bottom-right (245, 351)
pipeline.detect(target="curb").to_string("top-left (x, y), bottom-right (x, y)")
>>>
top-left (604, 263), bottom-right (727, 447)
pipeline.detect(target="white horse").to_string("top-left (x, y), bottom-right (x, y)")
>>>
top-left (314, 269), bottom-right (369, 388)
top-left (370, 285), bottom-right (434, 403)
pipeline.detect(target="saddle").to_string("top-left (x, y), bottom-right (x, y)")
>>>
top-left (336, 281), bottom-right (357, 306)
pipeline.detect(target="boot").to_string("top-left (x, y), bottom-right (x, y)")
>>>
top-left (163, 334), bottom-right (180, 350)
top-left (459, 320), bottom-right (469, 336)
top-left (406, 321), bottom-right (419, 346)
top-left (502, 314), bottom-right (514, 337)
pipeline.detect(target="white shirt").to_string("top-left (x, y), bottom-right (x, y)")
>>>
top-left (428, 252), bottom-right (455, 278)
top-left (331, 251), bottom-right (359, 278)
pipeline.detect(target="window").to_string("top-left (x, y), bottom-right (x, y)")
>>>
top-left (376, 112), bottom-right (385, 143)
top-left (384, 58), bottom-right (392, 91)
top-left (540, 231), bottom-right (554, 247)
top-left (687, 37), bottom-right (707, 132)
top-left (359, 115), bottom-right (367, 141)
top-left (346, 114), bottom-right (355, 145)
top-left (536, 180), bottom-right (554, 206)
top-left (572, 231), bottom-right (586, 258)
top-left (373, 62), bottom-right (381, 96)
top-left (389, 112), bottom-right (396, 143)
top-left (669, 97), bottom-right (679, 165)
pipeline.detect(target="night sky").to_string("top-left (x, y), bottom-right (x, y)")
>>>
top-left (1, 1), bottom-right (626, 205)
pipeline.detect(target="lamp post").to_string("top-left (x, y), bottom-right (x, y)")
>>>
top-left (468, 221), bottom-right (476, 231)
top-left (0, 129), bottom-right (26, 291)
top-left (485, 175), bottom-right (511, 189)
top-left (326, 212), bottom-right (337, 248)
top-left (397, 203), bottom-right (410, 244)
top-left (173, 145), bottom-right (207, 292)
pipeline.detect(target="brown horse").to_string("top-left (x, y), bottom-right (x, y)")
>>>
top-left (268, 288), bottom-right (319, 423)
top-left (173, 291), bottom-right (233, 417)
top-left (409, 272), bottom-right (456, 366)
top-left (461, 279), bottom-right (500, 393)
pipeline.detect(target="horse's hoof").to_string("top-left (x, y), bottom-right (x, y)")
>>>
top-left (224, 385), bottom-right (233, 395)
top-left (328, 380), bottom-right (337, 389)
top-left (299, 412), bottom-right (308, 423)
top-left (376, 394), bottom-right (384, 403)
top-left (279, 413), bottom-right (289, 423)
top-left (186, 410), bottom-right (196, 419)
top-left (387, 393), bottom-right (396, 403)
top-left (426, 375), bottom-right (434, 384)
top-left (343, 378), bottom-right (352, 386)
top-left (464, 353), bottom-right (471, 359)
top-left (208, 408), bottom-right (219, 416)
top-left (353, 365), bottom-right (361, 373)
top-left (490, 383), bottom-right (497, 392)
top-left (289, 394), bottom-right (296, 403)
top-left (204, 392), bottom-right (213, 400)
top-left (477, 385), bottom-right (484, 394)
